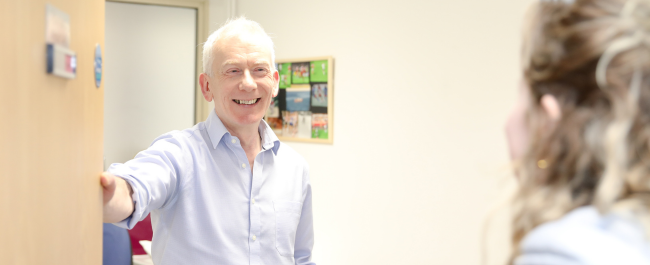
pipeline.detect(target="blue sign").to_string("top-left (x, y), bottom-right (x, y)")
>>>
top-left (94, 44), bottom-right (102, 88)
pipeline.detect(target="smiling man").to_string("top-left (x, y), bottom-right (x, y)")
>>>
top-left (100, 18), bottom-right (316, 265)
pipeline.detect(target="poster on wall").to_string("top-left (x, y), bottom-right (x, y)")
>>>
top-left (286, 86), bottom-right (310, 112)
top-left (278, 62), bottom-right (292, 88)
top-left (311, 84), bottom-right (327, 107)
top-left (297, 111), bottom-right (312, 138)
top-left (265, 56), bottom-right (334, 144)
top-left (281, 111), bottom-right (298, 137)
top-left (291, 62), bottom-right (310, 84)
top-left (311, 113), bottom-right (328, 139)
top-left (310, 60), bottom-right (328, 82)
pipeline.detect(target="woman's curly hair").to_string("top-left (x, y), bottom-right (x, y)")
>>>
top-left (512, 0), bottom-right (650, 262)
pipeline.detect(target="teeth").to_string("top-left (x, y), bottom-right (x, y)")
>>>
top-left (235, 99), bottom-right (257, 105)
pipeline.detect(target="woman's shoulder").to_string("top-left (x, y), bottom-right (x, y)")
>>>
top-left (515, 206), bottom-right (650, 265)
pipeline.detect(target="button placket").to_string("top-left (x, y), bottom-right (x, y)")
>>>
top-left (225, 135), bottom-right (248, 171)
top-left (248, 150), bottom-right (264, 264)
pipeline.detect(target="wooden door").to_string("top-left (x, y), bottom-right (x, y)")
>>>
top-left (0, 0), bottom-right (104, 264)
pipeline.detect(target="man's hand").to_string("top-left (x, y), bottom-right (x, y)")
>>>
top-left (100, 172), bottom-right (135, 223)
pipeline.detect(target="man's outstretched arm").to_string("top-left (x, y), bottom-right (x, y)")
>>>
top-left (100, 172), bottom-right (135, 223)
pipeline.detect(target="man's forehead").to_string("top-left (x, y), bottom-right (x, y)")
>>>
top-left (214, 33), bottom-right (270, 53)
top-left (214, 36), bottom-right (272, 66)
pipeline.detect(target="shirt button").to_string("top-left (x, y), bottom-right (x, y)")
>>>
top-left (252, 235), bottom-right (257, 241)
top-left (241, 163), bottom-right (246, 168)
top-left (252, 198), bottom-right (256, 204)
top-left (231, 139), bottom-right (236, 144)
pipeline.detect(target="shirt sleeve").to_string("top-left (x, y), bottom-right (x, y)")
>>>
top-left (294, 162), bottom-right (316, 265)
top-left (108, 132), bottom-right (193, 229)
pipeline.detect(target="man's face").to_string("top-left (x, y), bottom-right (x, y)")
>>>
top-left (205, 34), bottom-right (279, 131)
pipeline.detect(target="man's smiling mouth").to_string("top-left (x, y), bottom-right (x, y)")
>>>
top-left (233, 98), bottom-right (261, 105)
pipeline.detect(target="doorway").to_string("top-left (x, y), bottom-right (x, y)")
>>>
top-left (104, 0), bottom-right (207, 168)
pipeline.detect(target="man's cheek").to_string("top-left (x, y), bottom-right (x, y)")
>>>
top-left (263, 81), bottom-right (275, 93)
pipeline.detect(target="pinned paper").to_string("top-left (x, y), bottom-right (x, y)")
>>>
top-left (297, 111), bottom-right (312, 139)
top-left (45, 4), bottom-right (70, 48)
top-left (286, 86), bottom-right (310, 111)
top-left (311, 84), bottom-right (327, 107)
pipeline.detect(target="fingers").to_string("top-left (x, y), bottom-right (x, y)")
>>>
top-left (100, 172), bottom-right (135, 223)
top-left (100, 172), bottom-right (115, 190)
top-left (101, 172), bottom-right (117, 206)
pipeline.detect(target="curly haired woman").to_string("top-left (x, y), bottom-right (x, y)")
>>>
top-left (505, 0), bottom-right (650, 264)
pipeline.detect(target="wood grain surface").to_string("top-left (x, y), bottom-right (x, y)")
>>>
top-left (0, 0), bottom-right (104, 264)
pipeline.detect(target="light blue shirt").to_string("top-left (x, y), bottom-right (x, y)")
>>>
top-left (108, 110), bottom-right (315, 265)
top-left (516, 206), bottom-right (650, 265)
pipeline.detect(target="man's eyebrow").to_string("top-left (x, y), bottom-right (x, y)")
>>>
top-left (221, 59), bottom-right (270, 68)
top-left (253, 59), bottom-right (270, 66)
top-left (221, 59), bottom-right (240, 67)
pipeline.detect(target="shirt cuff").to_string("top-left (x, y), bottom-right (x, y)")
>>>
top-left (108, 163), bottom-right (147, 230)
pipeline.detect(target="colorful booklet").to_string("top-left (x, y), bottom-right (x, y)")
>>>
top-left (311, 114), bottom-right (328, 139)
top-left (281, 111), bottom-right (298, 137)
top-left (291, 62), bottom-right (310, 84)
top-left (310, 60), bottom-right (328, 82)
top-left (311, 84), bottom-right (327, 107)
top-left (297, 111), bottom-right (312, 139)
top-left (286, 86), bottom-right (311, 111)
top-left (278, 63), bottom-right (291, 88)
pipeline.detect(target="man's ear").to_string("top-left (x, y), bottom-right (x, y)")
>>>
top-left (199, 73), bottom-right (213, 102)
top-left (272, 70), bottom-right (279, 97)
top-left (540, 94), bottom-right (561, 121)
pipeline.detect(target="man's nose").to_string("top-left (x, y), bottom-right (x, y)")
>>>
top-left (239, 69), bottom-right (256, 92)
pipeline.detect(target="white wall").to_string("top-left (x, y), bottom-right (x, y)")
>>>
top-left (105, 2), bottom-right (197, 166)
top-left (209, 0), bottom-right (534, 264)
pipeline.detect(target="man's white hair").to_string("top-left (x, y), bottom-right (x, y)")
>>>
top-left (202, 17), bottom-right (276, 77)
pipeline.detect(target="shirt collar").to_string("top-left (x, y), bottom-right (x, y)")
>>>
top-left (259, 118), bottom-right (281, 155)
top-left (205, 110), bottom-right (229, 149)
top-left (205, 110), bottom-right (281, 155)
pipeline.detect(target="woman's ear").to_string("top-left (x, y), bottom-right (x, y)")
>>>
top-left (540, 94), bottom-right (561, 121)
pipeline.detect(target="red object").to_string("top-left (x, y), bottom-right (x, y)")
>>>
top-left (65, 55), bottom-right (72, 72)
top-left (127, 214), bottom-right (153, 255)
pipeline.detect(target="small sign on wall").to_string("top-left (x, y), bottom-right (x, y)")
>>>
top-left (45, 4), bottom-right (76, 79)
top-left (95, 44), bottom-right (102, 88)
top-left (46, 44), bottom-right (76, 79)
top-left (46, 4), bottom-right (70, 48)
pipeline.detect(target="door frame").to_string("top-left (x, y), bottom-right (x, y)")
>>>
top-left (106, 0), bottom-right (210, 124)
